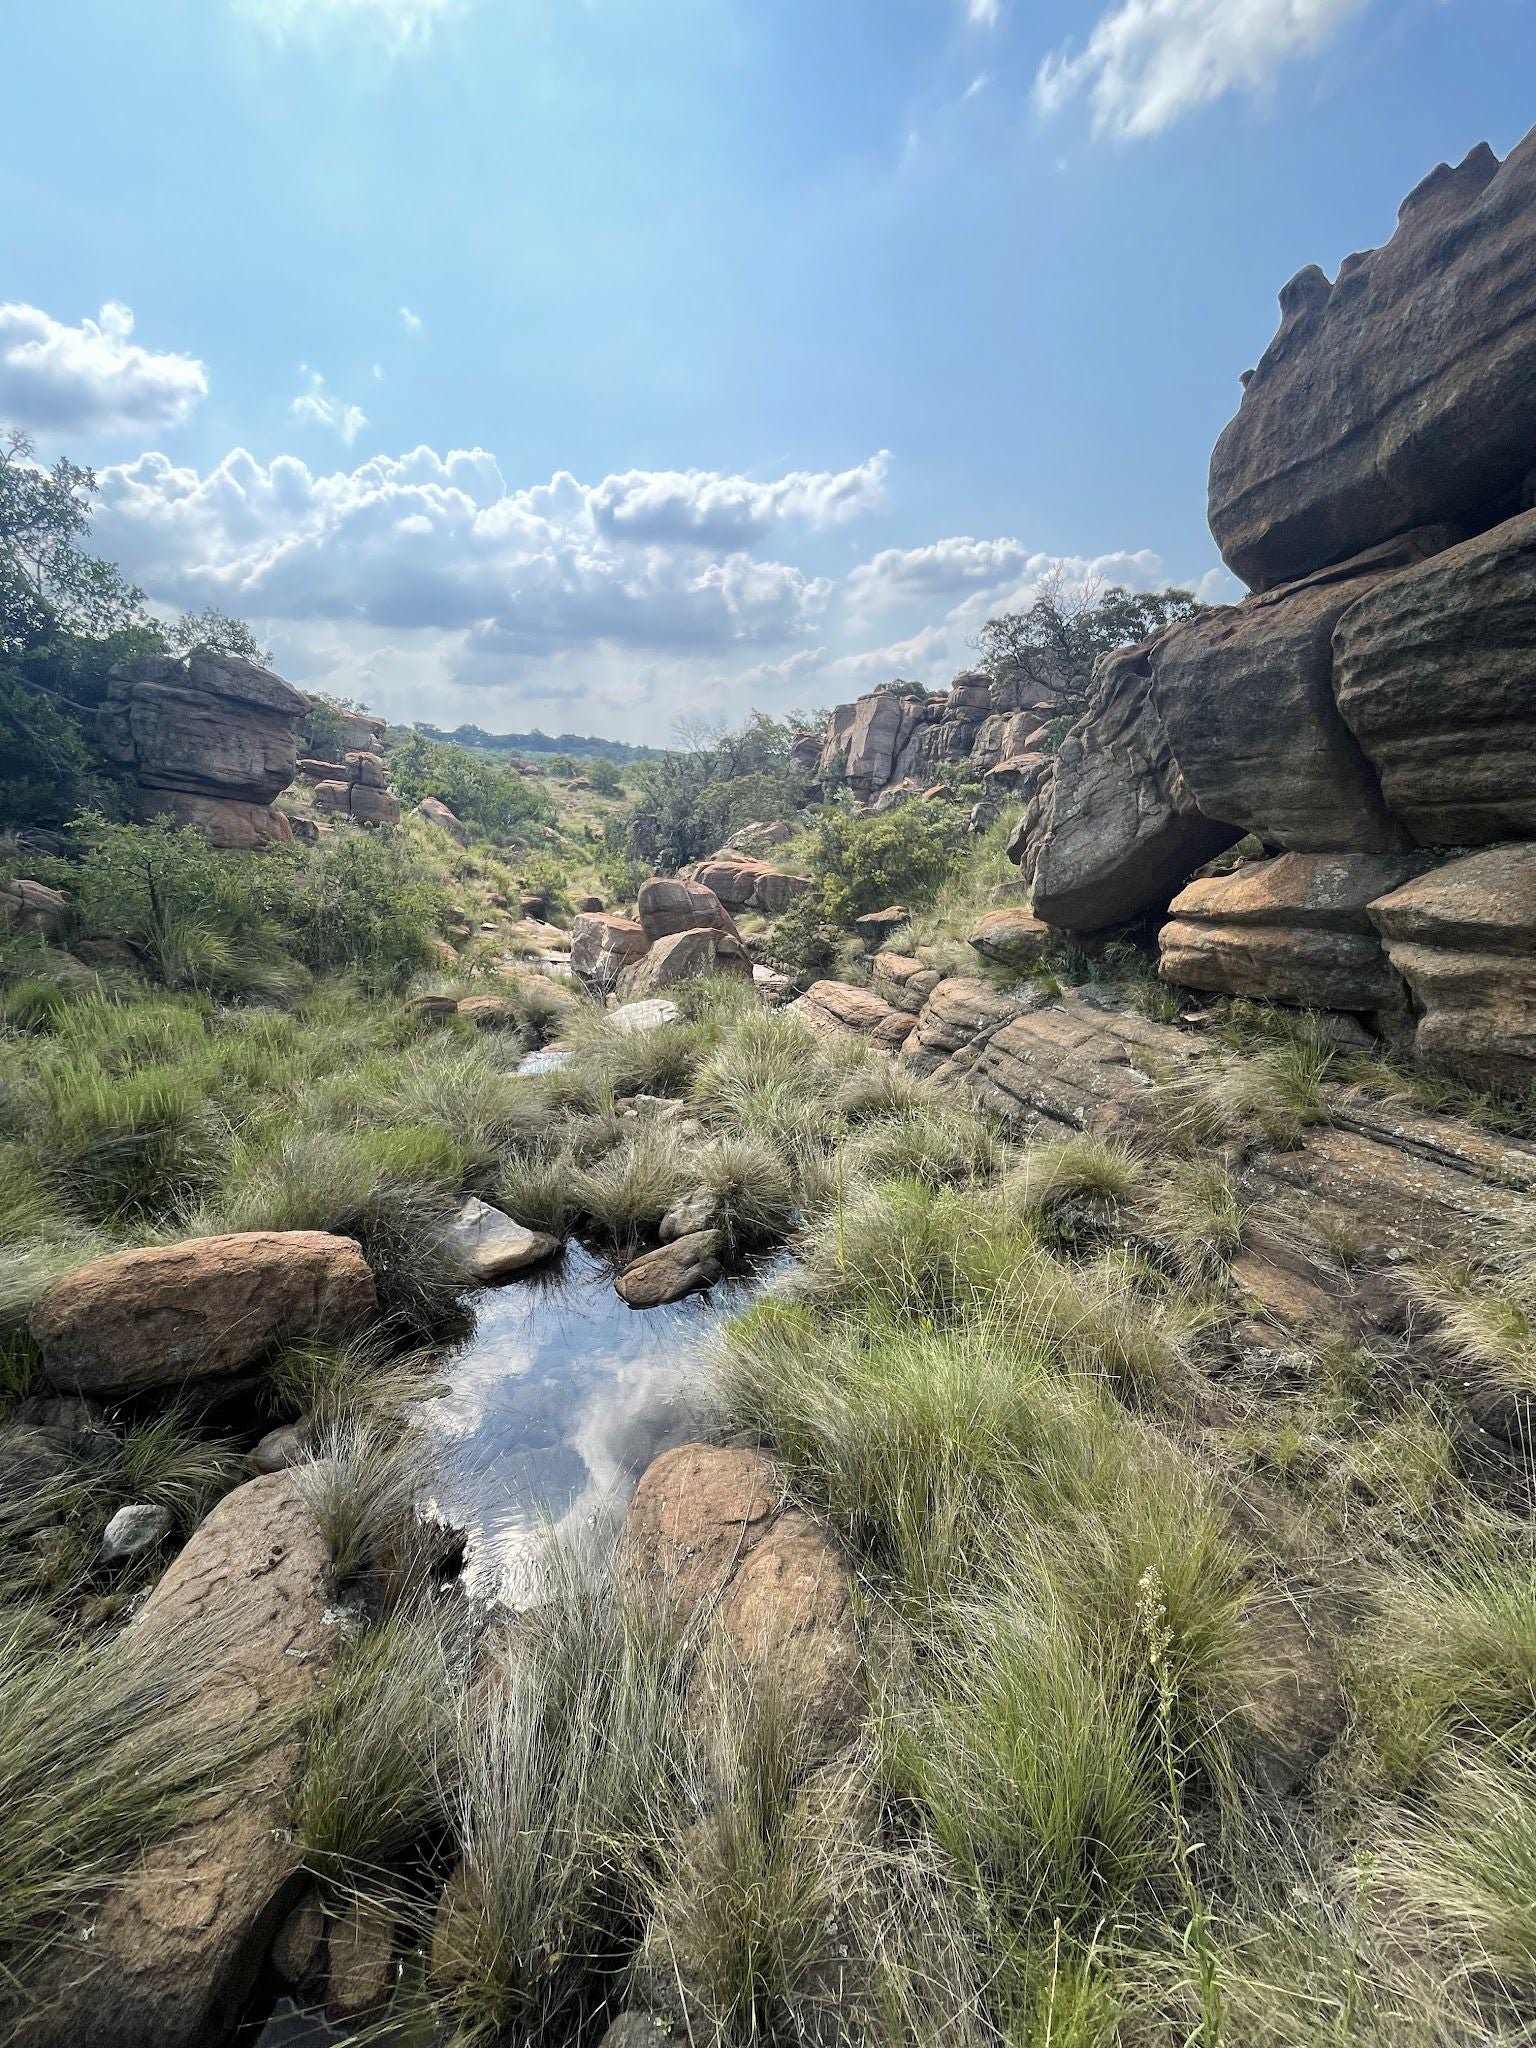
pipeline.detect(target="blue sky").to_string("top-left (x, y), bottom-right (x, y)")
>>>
top-left (3, 0), bottom-right (1534, 738)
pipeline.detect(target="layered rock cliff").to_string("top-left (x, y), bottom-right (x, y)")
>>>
top-left (1006, 126), bottom-right (1536, 1095)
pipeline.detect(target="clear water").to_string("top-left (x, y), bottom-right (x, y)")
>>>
top-left (422, 1242), bottom-right (774, 1605)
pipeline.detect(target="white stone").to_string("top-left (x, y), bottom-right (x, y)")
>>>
top-left (101, 1502), bottom-right (171, 1562)
top-left (443, 1196), bottom-right (559, 1284)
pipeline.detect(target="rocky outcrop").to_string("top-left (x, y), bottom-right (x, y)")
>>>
top-left (1157, 853), bottom-right (1431, 1015)
top-left (900, 976), bottom-right (1024, 1076)
top-left (1147, 537), bottom-right (1452, 851)
top-left (103, 652), bottom-right (312, 852)
top-left (30, 1232), bottom-right (376, 1397)
top-left (313, 755), bottom-right (401, 827)
top-left (1332, 510), bottom-right (1536, 845)
top-left (786, 980), bottom-right (916, 1050)
top-left (688, 855), bottom-right (812, 915)
top-left (14, 1470), bottom-right (339, 2048)
top-left (619, 928), bottom-right (729, 998)
top-left (601, 879), bottom-right (754, 998)
top-left (1014, 641), bottom-right (1239, 930)
top-left (637, 876), bottom-right (740, 944)
top-left (870, 952), bottom-right (942, 1014)
top-left (1209, 134), bottom-right (1536, 591)
top-left (1368, 844), bottom-right (1536, 1090)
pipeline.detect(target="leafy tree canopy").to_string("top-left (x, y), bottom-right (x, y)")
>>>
top-left (973, 572), bottom-right (1207, 722)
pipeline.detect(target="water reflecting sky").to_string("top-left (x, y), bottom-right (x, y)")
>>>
top-left (423, 1243), bottom-right (773, 1603)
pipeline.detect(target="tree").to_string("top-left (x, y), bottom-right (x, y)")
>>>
top-left (972, 573), bottom-right (1207, 722)
top-left (167, 605), bottom-right (273, 666)
top-left (626, 712), bottom-right (799, 868)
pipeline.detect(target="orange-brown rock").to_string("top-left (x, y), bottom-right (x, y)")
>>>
top-left (622, 1443), bottom-right (781, 1610)
top-left (968, 906), bottom-right (1053, 970)
top-left (12, 1471), bottom-right (339, 2048)
top-left (900, 976), bottom-right (1023, 1076)
top-left (30, 1232), bottom-right (376, 1397)
top-left (787, 979), bottom-right (909, 1044)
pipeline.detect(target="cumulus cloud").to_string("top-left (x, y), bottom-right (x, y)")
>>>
top-left (92, 443), bottom-right (856, 664)
top-left (0, 301), bottom-right (206, 437)
top-left (399, 305), bottom-right (423, 333)
top-left (845, 534), bottom-right (1033, 613)
top-left (1035, 0), bottom-right (1373, 139)
top-left (588, 451), bottom-right (888, 548)
top-left (290, 368), bottom-right (369, 445)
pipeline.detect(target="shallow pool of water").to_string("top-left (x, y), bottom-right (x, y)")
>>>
top-left (423, 1243), bottom-right (775, 1604)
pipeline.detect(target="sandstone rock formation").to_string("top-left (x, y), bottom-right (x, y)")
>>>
top-left (313, 751), bottom-right (401, 827)
top-left (14, 1470), bottom-right (339, 2048)
top-left (688, 855), bottom-right (812, 915)
top-left (1368, 844), bottom-right (1536, 1090)
top-left (102, 653), bottom-right (311, 852)
top-left (1332, 510), bottom-right (1536, 845)
top-left (609, 877), bottom-right (754, 997)
top-left (30, 1231), bottom-right (376, 1397)
top-left (1209, 135), bottom-right (1536, 592)
top-left (786, 979), bottom-right (916, 1050)
top-left (413, 796), bottom-right (469, 844)
top-left (622, 1444), bottom-right (861, 1739)
top-left (1147, 537), bottom-right (1451, 851)
top-left (1157, 853), bottom-right (1431, 1015)
top-left (871, 952), bottom-right (942, 1013)
top-left (967, 906), bottom-right (1052, 970)
top-left (616, 1230), bottom-right (724, 1307)
top-left (1014, 640), bottom-right (1238, 930)
top-left (0, 877), bottom-right (68, 935)
top-left (571, 911), bottom-right (649, 985)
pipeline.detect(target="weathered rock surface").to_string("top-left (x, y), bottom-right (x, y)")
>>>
top-left (1157, 853), bottom-right (1431, 1013)
top-left (1148, 541), bottom-right (1450, 849)
top-left (852, 904), bottom-right (908, 949)
top-left (13, 1471), bottom-right (338, 2048)
top-left (1332, 509), bottom-right (1536, 845)
top-left (572, 912), bottom-right (648, 985)
top-left (313, 778), bottom-right (401, 827)
top-left (441, 1196), bottom-right (560, 1282)
top-left (413, 796), bottom-right (469, 844)
top-left (102, 653), bottom-right (310, 805)
top-left (900, 976), bottom-right (1024, 1077)
top-left (637, 876), bottom-right (740, 945)
top-left (968, 906), bottom-right (1052, 970)
top-left (30, 1232), bottom-right (376, 1397)
top-left (616, 1230), bottom-right (723, 1308)
top-left (0, 877), bottom-right (68, 935)
top-left (1017, 640), bottom-right (1240, 930)
top-left (688, 856), bottom-right (812, 915)
top-left (659, 1187), bottom-right (720, 1243)
top-left (959, 997), bottom-right (1193, 1131)
top-left (787, 980), bottom-right (915, 1048)
top-left (871, 952), bottom-right (943, 1014)
top-left (1208, 132), bottom-right (1536, 590)
top-left (622, 1444), bottom-right (861, 1738)
top-left (132, 789), bottom-right (295, 851)
top-left (100, 1503), bottom-right (172, 1562)
top-left (609, 998), bottom-right (683, 1035)
top-left (1368, 844), bottom-right (1536, 1090)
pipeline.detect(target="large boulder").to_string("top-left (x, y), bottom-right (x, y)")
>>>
top-left (13, 1471), bottom-right (339, 2048)
top-left (1208, 132), bottom-right (1536, 591)
top-left (688, 856), bottom-right (812, 916)
top-left (622, 1445), bottom-right (861, 1739)
top-left (314, 779), bottom-right (400, 827)
top-left (571, 912), bottom-right (648, 984)
top-left (900, 976), bottom-right (1023, 1076)
top-left (132, 789), bottom-right (294, 851)
top-left (413, 796), bottom-right (469, 845)
top-left (968, 906), bottom-right (1052, 971)
top-left (637, 877), bottom-right (739, 945)
top-left (1368, 844), bottom-right (1536, 1090)
top-left (1157, 853), bottom-right (1431, 1014)
top-left (1332, 509), bottom-right (1536, 846)
top-left (1016, 640), bottom-right (1240, 931)
top-left (962, 998), bottom-right (1194, 1132)
top-left (617, 928), bottom-right (721, 998)
top-left (870, 952), bottom-right (943, 1014)
top-left (1147, 537), bottom-right (1451, 851)
top-left (0, 877), bottom-right (68, 936)
top-left (30, 1232), bottom-right (376, 1398)
top-left (101, 653), bottom-right (310, 806)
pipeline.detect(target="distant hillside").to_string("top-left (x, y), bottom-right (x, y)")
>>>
top-left (412, 722), bottom-right (662, 764)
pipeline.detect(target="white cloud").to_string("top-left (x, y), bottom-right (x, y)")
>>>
top-left (241, 0), bottom-right (459, 51)
top-left (0, 301), bottom-right (206, 437)
top-left (92, 443), bottom-right (864, 665)
top-left (967, 0), bottom-right (1001, 25)
top-left (845, 534), bottom-right (1033, 613)
top-left (399, 305), bottom-right (424, 333)
top-left (1035, 0), bottom-right (1373, 139)
top-left (290, 368), bottom-right (369, 445)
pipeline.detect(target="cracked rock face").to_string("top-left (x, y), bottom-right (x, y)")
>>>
top-left (1209, 133), bottom-right (1536, 591)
